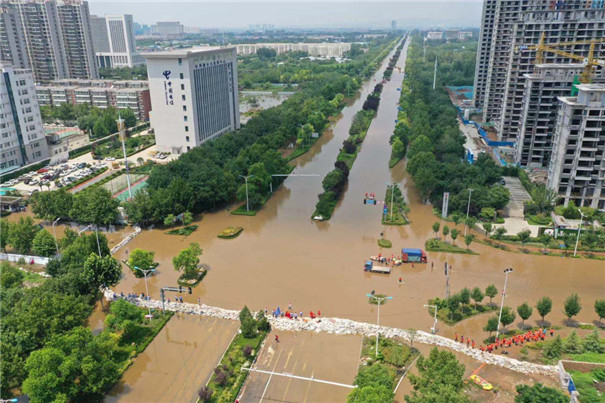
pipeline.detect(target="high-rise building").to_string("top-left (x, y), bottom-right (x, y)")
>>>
top-left (547, 84), bottom-right (605, 209)
top-left (391, 20), bottom-right (397, 30)
top-left (235, 43), bottom-right (351, 57)
top-left (0, 63), bottom-right (50, 173)
top-left (0, 0), bottom-right (98, 83)
top-left (151, 21), bottom-right (184, 37)
top-left (473, 0), bottom-right (605, 141)
top-left (143, 47), bottom-right (239, 154)
top-left (91, 14), bottom-right (144, 68)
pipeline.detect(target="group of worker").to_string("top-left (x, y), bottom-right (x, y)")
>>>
top-left (454, 328), bottom-right (555, 354)
top-left (269, 306), bottom-right (321, 320)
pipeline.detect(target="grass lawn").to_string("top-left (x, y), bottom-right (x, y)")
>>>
top-left (378, 239), bottom-right (392, 248)
top-left (165, 225), bottom-right (198, 236)
top-left (427, 299), bottom-right (498, 326)
top-left (569, 369), bottom-right (605, 402)
top-left (231, 193), bottom-right (272, 216)
top-left (177, 267), bottom-right (207, 288)
top-left (425, 239), bottom-right (478, 255)
top-left (218, 226), bottom-right (244, 239)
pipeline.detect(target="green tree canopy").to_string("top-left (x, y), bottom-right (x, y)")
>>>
top-left (8, 216), bottom-right (39, 254)
top-left (32, 229), bottom-right (57, 257)
top-left (173, 243), bottom-right (202, 279)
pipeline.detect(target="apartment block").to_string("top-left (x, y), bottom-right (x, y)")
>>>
top-left (516, 64), bottom-right (585, 167)
top-left (0, 0), bottom-right (97, 83)
top-left (1, 63), bottom-right (50, 173)
top-left (426, 32), bottom-right (444, 40)
top-left (547, 84), bottom-right (605, 209)
top-left (36, 79), bottom-right (151, 120)
top-left (143, 47), bottom-right (239, 154)
top-left (235, 43), bottom-right (351, 57)
top-left (91, 14), bottom-right (144, 68)
top-left (151, 21), bottom-right (184, 37)
top-left (473, 0), bottom-right (497, 109)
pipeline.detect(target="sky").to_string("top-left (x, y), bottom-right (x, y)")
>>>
top-left (87, 1), bottom-right (483, 29)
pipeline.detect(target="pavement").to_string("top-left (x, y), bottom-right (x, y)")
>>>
top-left (496, 177), bottom-right (539, 237)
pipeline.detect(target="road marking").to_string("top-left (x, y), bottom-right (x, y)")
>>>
top-left (243, 367), bottom-right (356, 389)
top-left (259, 349), bottom-right (282, 402)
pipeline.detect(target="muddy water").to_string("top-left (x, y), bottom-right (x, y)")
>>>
top-left (106, 315), bottom-right (239, 402)
top-left (113, 35), bottom-right (604, 355)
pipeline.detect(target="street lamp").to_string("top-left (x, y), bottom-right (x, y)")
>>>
top-left (366, 292), bottom-right (393, 357)
top-left (464, 188), bottom-right (473, 236)
top-left (495, 268), bottom-right (513, 340)
top-left (134, 265), bottom-right (156, 319)
top-left (51, 217), bottom-right (60, 255)
top-left (78, 223), bottom-right (102, 256)
top-left (423, 304), bottom-right (438, 334)
top-left (239, 174), bottom-right (254, 212)
top-left (573, 208), bottom-right (585, 257)
top-left (385, 182), bottom-right (398, 222)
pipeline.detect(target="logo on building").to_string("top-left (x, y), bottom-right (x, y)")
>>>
top-left (162, 70), bottom-right (171, 80)
top-left (162, 70), bottom-right (173, 106)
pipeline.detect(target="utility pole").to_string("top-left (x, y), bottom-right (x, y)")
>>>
top-left (117, 115), bottom-right (132, 200)
top-left (239, 174), bottom-right (254, 212)
top-left (51, 217), bottom-right (60, 255)
top-left (495, 268), bottom-right (513, 340)
top-left (424, 304), bottom-right (438, 334)
top-left (464, 188), bottom-right (473, 236)
top-left (432, 56), bottom-right (437, 90)
top-left (573, 209), bottom-right (585, 256)
top-left (134, 266), bottom-right (156, 320)
top-left (366, 292), bottom-right (393, 357)
top-left (445, 262), bottom-right (450, 299)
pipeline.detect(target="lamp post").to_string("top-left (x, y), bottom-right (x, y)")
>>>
top-left (51, 217), bottom-right (60, 255)
top-left (134, 265), bottom-right (156, 319)
top-left (495, 268), bottom-right (513, 340)
top-left (385, 182), bottom-right (397, 222)
top-left (573, 209), bottom-right (585, 257)
top-left (239, 175), bottom-right (254, 212)
top-left (366, 292), bottom-right (393, 357)
top-left (424, 304), bottom-right (438, 334)
top-left (464, 188), bottom-right (474, 236)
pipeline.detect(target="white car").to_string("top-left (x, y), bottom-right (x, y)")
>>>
top-left (105, 157), bottom-right (116, 161)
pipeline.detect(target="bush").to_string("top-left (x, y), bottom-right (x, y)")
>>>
top-left (243, 345), bottom-right (253, 357)
top-left (198, 386), bottom-right (213, 402)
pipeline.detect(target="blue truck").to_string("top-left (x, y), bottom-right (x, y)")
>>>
top-left (401, 248), bottom-right (428, 263)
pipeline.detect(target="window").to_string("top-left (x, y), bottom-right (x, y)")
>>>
top-left (187, 146), bottom-right (190, 151)
top-left (184, 116), bottom-right (188, 122)
top-left (184, 126), bottom-right (189, 132)
top-left (182, 95), bottom-right (186, 101)
top-left (182, 105), bottom-right (187, 111)
top-left (186, 136), bottom-right (190, 142)
top-left (178, 58), bottom-right (183, 65)
top-left (180, 73), bottom-right (184, 79)
top-left (181, 84), bottom-right (185, 90)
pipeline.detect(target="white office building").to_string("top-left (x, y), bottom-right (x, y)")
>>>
top-left (143, 47), bottom-right (240, 154)
top-left (0, 63), bottom-right (49, 173)
top-left (547, 84), bottom-right (605, 209)
top-left (91, 14), bottom-right (144, 68)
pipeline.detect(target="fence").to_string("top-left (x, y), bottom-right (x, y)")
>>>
top-left (0, 253), bottom-right (50, 266)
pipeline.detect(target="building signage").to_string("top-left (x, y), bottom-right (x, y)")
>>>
top-left (162, 70), bottom-right (174, 106)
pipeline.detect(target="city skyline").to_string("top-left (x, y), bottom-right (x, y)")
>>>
top-left (87, 1), bottom-right (483, 29)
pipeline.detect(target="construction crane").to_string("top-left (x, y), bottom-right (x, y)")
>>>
top-left (516, 32), bottom-right (605, 83)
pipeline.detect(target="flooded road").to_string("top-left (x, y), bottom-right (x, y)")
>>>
top-left (106, 315), bottom-right (239, 402)
top-left (240, 331), bottom-right (361, 403)
top-left (112, 35), bottom-right (604, 356)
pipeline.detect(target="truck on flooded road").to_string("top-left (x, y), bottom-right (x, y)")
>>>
top-left (401, 248), bottom-right (427, 263)
top-left (364, 261), bottom-right (391, 274)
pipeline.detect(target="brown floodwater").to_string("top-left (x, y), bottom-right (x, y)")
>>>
top-left (106, 314), bottom-right (239, 402)
top-left (240, 330), bottom-right (362, 403)
top-left (109, 35), bottom-right (603, 379)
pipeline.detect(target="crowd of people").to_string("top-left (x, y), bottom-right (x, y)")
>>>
top-left (268, 303), bottom-right (322, 320)
top-left (454, 328), bottom-right (555, 354)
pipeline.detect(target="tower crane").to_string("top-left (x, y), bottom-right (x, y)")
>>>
top-left (516, 32), bottom-right (605, 83)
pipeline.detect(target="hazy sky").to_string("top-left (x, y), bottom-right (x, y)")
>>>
top-left (88, 1), bottom-right (483, 29)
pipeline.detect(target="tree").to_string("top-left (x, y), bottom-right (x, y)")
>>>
top-left (543, 335), bottom-right (563, 359)
top-left (464, 217), bottom-right (477, 232)
top-left (70, 187), bottom-right (119, 226)
top-left (447, 294), bottom-right (461, 321)
top-left (8, 216), bottom-right (39, 254)
top-left (182, 211), bottom-right (193, 226)
top-left (0, 218), bottom-right (10, 252)
top-left (515, 383), bottom-right (567, 403)
top-left (432, 222), bottom-right (440, 238)
top-left (355, 363), bottom-right (394, 390)
top-left (82, 254), bottom-right (122, 292)
top-left (32, 229), bottom-right (57, 257)
top-left (459, 288), bottom-right (471, 314)
top-left (471, 287), bottom-right (484, 309)
top-left (563, 330), bottom-right (583, 354)
top-left (164, 213), bottom-right (176, 227)
top-left (517, 303), bottom-right (532, 327)
top-left (500, 306), bottom-right (516, 329)
top-left (239, 306), bottom-right (257, 338)
top-left (198, 386), bottom-right (214, 402)
top-left (408, 328), bottom-right (417, 349)
top-left (442, 225), bottom-right (450, 241)
top-left (517, 230), bottom-right (531, 247)
top-left (119, 107), bottom-right (137, 127)
top-left (408, 135), bottom-right (433, 159)
top-left (105, 298), bottom-right (144, 330)
top-left (493, 226), bottom-right (507, 245)
top-left (129, 249), bottom-right (155, 275)
top-left (594, 299), bottom-right (605, 324)
top-left (348, 385), bottom-right (394, 403)
top-left (450, 228), bottom-right (459, 244)
top-left (451, 213), bottom-right (461, 226)
top-left (484, 316), bottom-right (499, 338)
top-left (536, 296), bottom-right (553, 323)
top-left (1, 261), bottom-right (24, 289)
top-left (584, 330), bottom-right (603, 353)
top-left (406, 348), bottom-right (469, 403)
top-left (564, 293), bottom-right (581, 320)
top-left (485, 284), bottom-right (498, 304)
top-left (464, 234), bottom-right (474, 250)
top-left (173, 243), bottom-right (202, 279)
top-left (391, 137), bottom-right (405, 159)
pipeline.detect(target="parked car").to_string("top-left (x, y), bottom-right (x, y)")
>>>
top-left (105, 157), bottom-right (116, 161)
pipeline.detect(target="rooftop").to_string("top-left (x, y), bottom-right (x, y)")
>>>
top-left (141, 46), bottom-right (235, 59)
